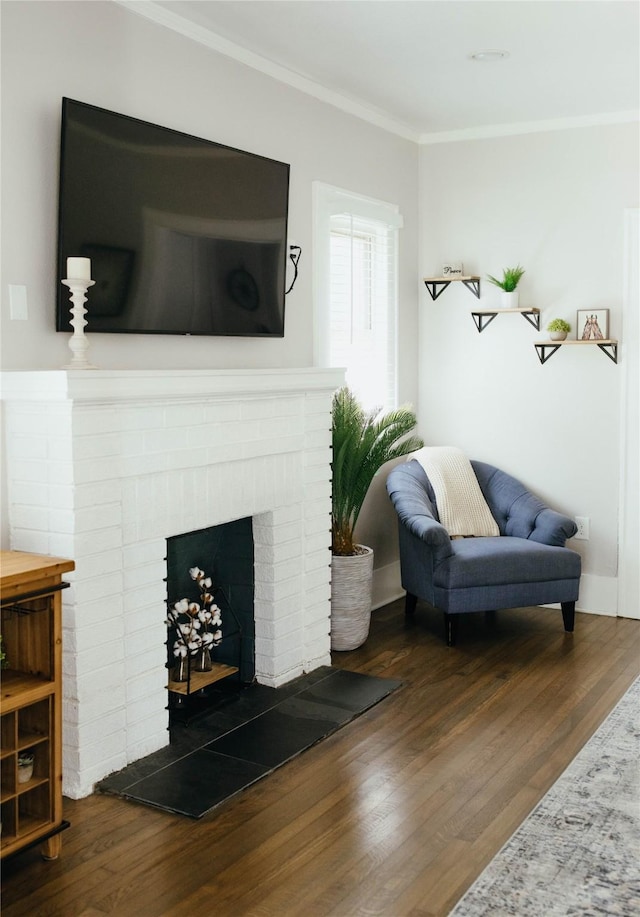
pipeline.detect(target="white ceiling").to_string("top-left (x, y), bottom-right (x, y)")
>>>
top-left (126, 1), bottom-right (640, 141)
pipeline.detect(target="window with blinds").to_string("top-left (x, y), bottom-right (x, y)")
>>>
top-left (314, 184), bottom-right (402, 411)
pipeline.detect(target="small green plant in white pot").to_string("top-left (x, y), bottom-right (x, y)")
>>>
top-left (486, 265), bottom-right (525, 308)
top-left (17, 752), bottom-right (34, 784)
top-left (547, 318), bottom-right (571, 341)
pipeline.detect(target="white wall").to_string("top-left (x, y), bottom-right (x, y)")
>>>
top-left (3, 2), bottom-right (636, 615)
top-left (418, 123), bottom-right (639, 614)
top-left (0, 1), bottom-right (420, 563)
top-left (0, 0), bottom-right (419, 375)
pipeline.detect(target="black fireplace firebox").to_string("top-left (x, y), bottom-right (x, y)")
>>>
top-left (165, 518), bottom-right (255, 724)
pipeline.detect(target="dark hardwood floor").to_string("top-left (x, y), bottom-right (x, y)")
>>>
top-left (2, 600), bottom-right (639, 917)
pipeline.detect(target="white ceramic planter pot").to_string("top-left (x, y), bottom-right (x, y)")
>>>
top-left (500, 290), bottom-right (519, 308)
top-left (549, 331), bottom-right (568, 341)
top-left (330, 545), bottom-right (374, 651)
top-left (17, 754), bottom-right (34, 784)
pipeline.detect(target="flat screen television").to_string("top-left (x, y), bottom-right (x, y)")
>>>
top-left (56, 98), bottom-right (290, 337)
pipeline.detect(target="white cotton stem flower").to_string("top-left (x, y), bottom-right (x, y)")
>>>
top-left (168, 566), bottom-right (223, 659)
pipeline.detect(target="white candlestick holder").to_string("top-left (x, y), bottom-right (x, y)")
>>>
top-left (61, 277), bottom-right (97, 369)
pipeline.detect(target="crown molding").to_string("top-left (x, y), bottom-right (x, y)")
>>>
top-left (116, 2), bottom-right (638, 147)
top-left (419, 110), bottom-right (640, 145)
top-left (116, 1), bottom-right (420, 143)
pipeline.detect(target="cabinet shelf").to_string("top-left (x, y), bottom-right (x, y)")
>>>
top-left (15, 775), bottom-right (49, 796)
top-left (534, 339), bottom-right (619, 365)
top-left (1, 671), bottom-right (55, 711)
top-left (17, 730), bottom-right (48, 750)
top-left (471, 307), bottom-right (540, 333)
top-left (424, 276), bottom-right (481, 300)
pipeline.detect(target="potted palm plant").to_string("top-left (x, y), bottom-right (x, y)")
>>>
top-left (331, 387), bottom-right (423, 650)
top-left (486, 265), bottom-right (525, 308)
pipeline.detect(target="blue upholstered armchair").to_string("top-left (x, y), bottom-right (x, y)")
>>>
top-left (386, 459), bottom-right (581, 646)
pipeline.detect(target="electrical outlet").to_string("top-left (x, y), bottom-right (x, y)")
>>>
top-left (575, 516), bottom-right (590, 540)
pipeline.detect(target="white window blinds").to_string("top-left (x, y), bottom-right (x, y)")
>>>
top-left (314, 184), bottom-right (403, 411)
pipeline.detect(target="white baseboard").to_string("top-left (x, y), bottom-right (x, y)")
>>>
top-left (374, 562), bottom-right (619, 618)
top-left (574, 573), bottom-right (618, 616)
top-left (372, 560), bottom-right (403, 610)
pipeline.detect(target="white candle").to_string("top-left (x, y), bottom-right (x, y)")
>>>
top-left (66, 257), bottom-right (92, 281)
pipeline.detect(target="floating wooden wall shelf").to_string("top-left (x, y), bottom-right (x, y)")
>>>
top-left (423, 276), bottom-right (481, 300)
top-left (534, 339), bottom-right (619, 365)
top-left (471, 307), bottom-right (540, 333)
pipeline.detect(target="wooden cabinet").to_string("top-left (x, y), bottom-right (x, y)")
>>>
top-left (1, 551), bottom-right (74, 860)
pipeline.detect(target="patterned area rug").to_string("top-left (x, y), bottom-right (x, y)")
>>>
top-left (450, 677), bottom-right (640, 916)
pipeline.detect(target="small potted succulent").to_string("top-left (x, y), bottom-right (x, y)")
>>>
top-left (547, 318), bottom-right (571, 341)
top-left (17, 752), bottom-right (35, 784)
top-left (486, 265), bottom-right (525, 308)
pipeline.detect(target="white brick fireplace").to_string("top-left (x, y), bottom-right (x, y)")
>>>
top-left (1, 367), bottom-right (343, 798)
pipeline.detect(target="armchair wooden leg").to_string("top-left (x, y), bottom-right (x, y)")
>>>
top-left (405, 592), bottom-right (418, 617)
top-left (444, 613), bottom-right (459, 647)
top-left (561, 601), bottom-right (576, 633)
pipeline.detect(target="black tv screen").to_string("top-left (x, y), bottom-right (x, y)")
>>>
top-left (57, 98), bottom-right (289, 337)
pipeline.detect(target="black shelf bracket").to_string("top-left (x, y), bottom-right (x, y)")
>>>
top-left (534, 343), bottom-right (561, 364)
top-left (461, 278), bottom-right (481, 298)
top-left (424, 279), bottom-right (451, 301)
top-left (471, 312), bottom-right (497, 333)
top-left (598, 342), bottom-right (618, 364)
top-left (522, 311), bottom-right (540, 331)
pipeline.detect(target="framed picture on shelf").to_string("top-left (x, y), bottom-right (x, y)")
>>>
top-left (577, 309), bottom-right (609, 341)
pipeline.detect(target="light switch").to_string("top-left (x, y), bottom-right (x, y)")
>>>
top-left (9, 285), bottom-right (28, 320)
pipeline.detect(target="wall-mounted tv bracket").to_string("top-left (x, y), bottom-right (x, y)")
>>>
top-left (534, 340), bottom-right (619, 365)
top-left (423, 276), bottom-right (481, 301)
top-left (471, 308), bottom-right (540, 333)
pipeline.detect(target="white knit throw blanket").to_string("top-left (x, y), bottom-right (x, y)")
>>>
top-left (410, 446), bottom-right (500, 537)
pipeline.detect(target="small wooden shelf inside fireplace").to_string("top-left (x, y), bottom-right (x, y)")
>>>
top-left (166, 663), bottom-right (239, 696)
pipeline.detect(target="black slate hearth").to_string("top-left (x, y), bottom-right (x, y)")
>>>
top-left (98, 667), bottom-right (401, 818)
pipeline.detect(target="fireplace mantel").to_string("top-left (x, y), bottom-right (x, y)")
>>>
top-left (2, 367), bottom-right (343, 798)
top-left (0, 367), bottom-right (343, 402)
